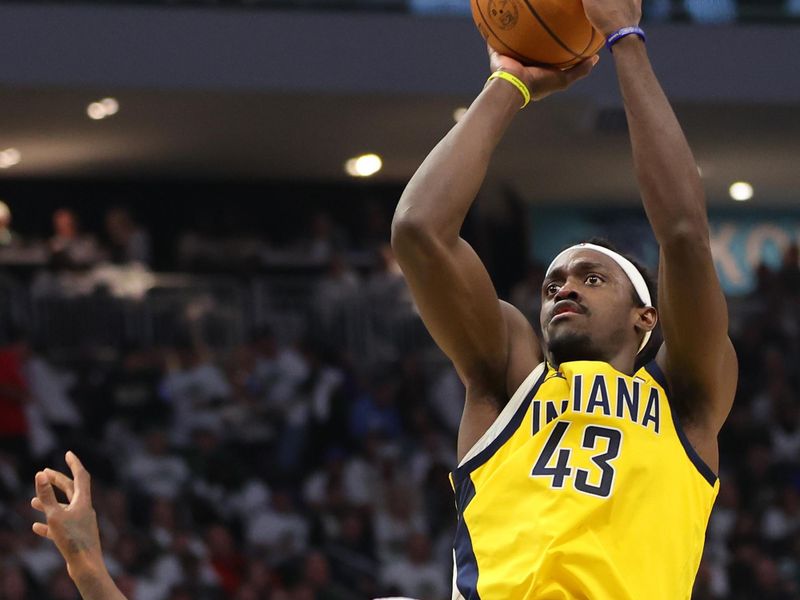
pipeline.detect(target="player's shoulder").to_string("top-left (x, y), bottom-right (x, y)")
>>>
top-left (499, 300), bottom-right (543, 399)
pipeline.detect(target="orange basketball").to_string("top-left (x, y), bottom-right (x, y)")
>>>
top-left (471, 0), bottom-right (604, 69)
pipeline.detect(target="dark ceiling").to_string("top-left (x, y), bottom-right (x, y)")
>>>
top-left (0, 85), bottom-right (797, 206)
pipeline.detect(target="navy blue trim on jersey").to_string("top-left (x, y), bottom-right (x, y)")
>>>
top-left (453, 476), bottom-right (481, 600)
top-left (644, 360), bottom-right (718, 487)
top-left (451, 366), bottom-right (548, 487)
top-left (644, 359), bottom-right (670, 394)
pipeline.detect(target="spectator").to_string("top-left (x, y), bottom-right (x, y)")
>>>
top-left (205, 524), bottom-right (246, 597)
top-left (770, 400), bottom-right (800, 465)
top-left (302, 550), bottom-right (356, 600)
top-left (46, 569), bottom-right (80, 600)
top-left (0, 200), bottom-right (47, 267)
top-left (48, 208), bottom-right (104, 268)
top-left (380, 532), bottom-right (449, 600)
top-left (302, 212), bottom-right (348, 263)
top-left (125, 428), bottom-right (190, 499)
top-left (248, 328), bottom-right (309, 414)
top-left (0, 563), bottom-right (33, 600)
top-left (105, 207), bottom-right (152, 266)
top-left (245, 490), bottom-right (309, 563)
top-left (314, 255), bottom-right (360, 327)
top-left (323, 509), bottom-right (378, 594)
top-left (373, 485), bottom-right (427, 563)
top-left (762, 486), bottom-right (800, 547)
top-left (161, 341), bottom-right (231, 446)
top-left (24, 349), bottom-right (82, 435)
top-left (780, 243), bottom-right (800, 297)
top-left (349, 378), bottom-right (403, 441)
top-left (0, 330), bottom-right (31, 472)
top-left (365, 244), bottom-right (409, 307)
top-left (0, 200), bottom-right (17, 247)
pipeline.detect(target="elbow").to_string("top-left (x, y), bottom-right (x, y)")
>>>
top-left (390, 214), bottom-right (437, 256)
top-left (659, 219), bottom-right (710, 251)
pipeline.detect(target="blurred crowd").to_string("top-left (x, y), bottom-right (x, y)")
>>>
top-left (693, 245), bottom-right (800, 600)
top-left (0, 202), bottom-right (151, 271)
top-left (1, 197), bottom-right (800, 600)
top-left (0, 322), bottom-right (462, 600)
top-left (0, 200), bottom-right (385, 274)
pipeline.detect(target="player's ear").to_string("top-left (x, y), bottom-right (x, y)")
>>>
top-left (636, 306), bottom-right (658, 333)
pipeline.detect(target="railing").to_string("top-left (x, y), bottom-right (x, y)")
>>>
top-left (0, 269), bottom-right (437, 366)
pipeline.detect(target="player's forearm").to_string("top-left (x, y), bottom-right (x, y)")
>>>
top-left (612, 37), bottom-right (709, 245)
top-left (71, 563), bottom-right (127, 600)
top-left (393, 80), bottom-right (520, 246)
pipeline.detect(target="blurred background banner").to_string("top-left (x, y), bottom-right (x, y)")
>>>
top-left (530, 208), bottom-right (800, 296)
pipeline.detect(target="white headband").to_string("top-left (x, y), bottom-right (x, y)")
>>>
top-left (546, 243), bottom-right (653, 353)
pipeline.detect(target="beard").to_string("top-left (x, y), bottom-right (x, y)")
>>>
top-left (545, 329), bottom-right (606, 366)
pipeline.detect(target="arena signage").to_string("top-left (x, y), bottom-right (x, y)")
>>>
top-left (530, 208), bottom-right (800, 296)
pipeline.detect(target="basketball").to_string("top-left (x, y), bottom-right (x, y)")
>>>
top-left (471, 0), bottom-right (604, 69)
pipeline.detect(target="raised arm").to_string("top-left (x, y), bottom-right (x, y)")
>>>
top-left (31, 452), bottom-right (128, 600)
top-left (582, 1), bottom-right (737, 435)
top-left (392, 49), bottom-right (596, 404)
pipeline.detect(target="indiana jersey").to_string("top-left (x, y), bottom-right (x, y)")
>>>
top-left (451, 360), bottom-right (719, 600)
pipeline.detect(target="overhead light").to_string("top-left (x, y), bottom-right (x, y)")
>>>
top-left (100, 97), bottom-right (119, 116)
top-left (87, 97), bottom-right (119, 120)
top-left (0, 148), bottom-right (21, 169)
top-left (729, 181), bottom-right (753, 202)
top-left (87, 102), bottom-right (107, 120)
top-left (345, 153), bottom-right (382, 178)
top-left (453, 107), bottom-right (468, 122)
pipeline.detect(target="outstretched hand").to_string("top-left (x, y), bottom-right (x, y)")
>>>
top-left (487, 44), bottom-right (598, 103)
top-left (31, 452), bottom-right (104, 580)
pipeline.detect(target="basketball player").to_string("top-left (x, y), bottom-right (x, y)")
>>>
top-left (31, 452), bottom-right (127, 600)
top-left (391, 0), bottom-right (736, 598)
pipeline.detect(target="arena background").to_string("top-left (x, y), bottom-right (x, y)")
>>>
top-left (1, 1), bottom-right (799, 598)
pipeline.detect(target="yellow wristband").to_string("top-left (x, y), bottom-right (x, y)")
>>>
top-left (487, 70), bottom-right (531, 109)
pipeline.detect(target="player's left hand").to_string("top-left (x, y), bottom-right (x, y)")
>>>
top-left (31, 451), bottom-right (105, 581)
top-left (581, 0), bottom-right (642, 37)
top-left (488, 44), bottom-right (599, 102)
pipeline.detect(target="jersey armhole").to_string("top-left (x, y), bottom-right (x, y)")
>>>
top-left (643, 360), bottom-right (718, 487)
top-left (451, 362), bottom-right (547, 487)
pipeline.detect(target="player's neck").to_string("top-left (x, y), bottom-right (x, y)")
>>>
top-left (548, 352), bottom-right (638, 376)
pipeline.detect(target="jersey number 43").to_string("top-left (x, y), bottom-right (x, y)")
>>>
top-left (530, 421), bottom-right (622, 498)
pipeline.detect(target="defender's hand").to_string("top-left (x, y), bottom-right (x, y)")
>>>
top-left (488, 44), bottom-right (598, 102)
top-left (581, 0), bottom-right (642, 37)
top-left (31, 452), bottom-right (104, 581)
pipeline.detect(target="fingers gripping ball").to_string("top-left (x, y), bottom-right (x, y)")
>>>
top-left (472, 0), bottom-right (604, 68)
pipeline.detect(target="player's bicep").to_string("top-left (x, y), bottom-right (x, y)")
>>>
top-left (394, 231), bottom-right (510, 392)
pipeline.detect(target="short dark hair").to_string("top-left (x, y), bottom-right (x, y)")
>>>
top-left (579, 237), bottom-right (657, 308)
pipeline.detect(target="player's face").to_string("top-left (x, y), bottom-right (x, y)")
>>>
top-left (539, 249), bottom-right (644, 365)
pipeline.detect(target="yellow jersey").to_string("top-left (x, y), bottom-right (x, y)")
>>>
top-left (451, 360), bottom-right (718, 600)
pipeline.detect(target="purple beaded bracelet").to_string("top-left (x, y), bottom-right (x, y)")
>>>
top-left (606, 26), bottom-right (647, 52)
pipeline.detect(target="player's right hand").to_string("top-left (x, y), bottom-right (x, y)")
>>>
top-left (31, 451), bottom-right (105, 581)
top-left (488, 44), bottom-right (599, 102)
